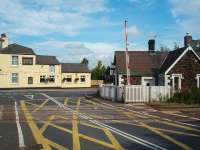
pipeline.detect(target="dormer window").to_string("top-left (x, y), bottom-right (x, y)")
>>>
top-left (12, 56), bottom-right (18, 66)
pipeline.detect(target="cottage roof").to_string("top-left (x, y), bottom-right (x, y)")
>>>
top-left (0, 43), bottom-right (35, 55)
top-left (61, 63), bottom-right (90, 73)
top-left (159, 47), bottom-right (186, 73)
top-left (36, 55), bottom-right (60, 65)
top-left (114, 51), bottom-right (168, 76)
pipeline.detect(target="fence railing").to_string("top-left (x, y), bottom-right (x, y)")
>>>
top-left (100, 84), bottom-right (172, 103)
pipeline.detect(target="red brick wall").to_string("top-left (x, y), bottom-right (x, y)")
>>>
top-left (168, 50), bottom-right (200, 90)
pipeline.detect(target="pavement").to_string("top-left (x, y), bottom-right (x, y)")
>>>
top-left (0, 88), bottom-right (200, 150)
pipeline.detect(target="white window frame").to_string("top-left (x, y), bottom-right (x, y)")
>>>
top-left (11, 73), bottom-right (19, 84)
top-left (196, 74), bottom-right (200, 88)
top-left (11, 55), bottom-right (19, 66)
top-left (172, 74), bottom-right (183, 90)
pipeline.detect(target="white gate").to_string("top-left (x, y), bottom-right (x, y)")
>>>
top-left (125, 85), bottom-right (171, 102)
top-left (100, 85), bottom-right (172, 103)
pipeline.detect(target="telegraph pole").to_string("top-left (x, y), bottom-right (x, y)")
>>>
top-left (125, 20), bottom-right (131, 85)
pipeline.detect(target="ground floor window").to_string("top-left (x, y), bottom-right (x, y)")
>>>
top-left (172, 74), bottom-right (182, 90)
top-left (80, 75), bottom-right (86, 83)
top-left (49, 75), bottom-right (55, 83)
top-left (28, 77), bottom-right (33, 84)
top-left (40, 75), bottom-right (46, 83)
top-left (11, 73), bottom-right (18, 83)
top-left (196, 74), bottom-right (200, 88)
top-left (64, 75), bottom-right (72, 82)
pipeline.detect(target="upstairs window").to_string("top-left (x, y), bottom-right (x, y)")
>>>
top-left (11, 73), bottom-right (18, 83)
top-left (12, 56), bottom-right (18, 66)
top-left (22, 57), bottom-right (33, 65)
top-left (49, 65), bottom-right (55, 73)
top-left (80, 75), bottom-right (86, 83)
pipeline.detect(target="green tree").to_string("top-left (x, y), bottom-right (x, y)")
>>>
top-left (81, 58), bottom-right (89, 65)
top-left (91, 61), bottom-right (106, 80)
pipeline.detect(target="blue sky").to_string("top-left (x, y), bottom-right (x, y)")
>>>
top-left (0, 0), bottom-right (200, 68)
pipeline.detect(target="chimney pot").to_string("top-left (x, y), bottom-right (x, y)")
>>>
top-left (184, 33), bottom-right (192, 47)
top-left (148, 39), bottom-right (155, 52)
top-left (0, 33), bottom-right (9, 49)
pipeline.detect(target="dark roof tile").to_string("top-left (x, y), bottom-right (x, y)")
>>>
top-left (61, 63), bottom-right (90, 73)
top-left (0, 43), bottom-right (35, 55)
top-left (114, 51), bottom-right (168, 76)
top-left (36, 55), bottom-right (60, 65)
top-left (160, 47), bottom-right (186, 73)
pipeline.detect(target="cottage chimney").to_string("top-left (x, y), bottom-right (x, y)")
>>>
top-left (184, 33), bottom-right (192, 47)
top-left (0, 33), bottom-right (9, 49)
top-left (148, 39), bottom-right (155, 53)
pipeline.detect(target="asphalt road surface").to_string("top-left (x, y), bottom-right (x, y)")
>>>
top-left (0, 88), bottom-right (200, 150)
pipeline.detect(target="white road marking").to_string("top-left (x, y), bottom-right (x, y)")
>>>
top-left (15, 101), bottom-right (25, 148)
top-left (24, 95), bottom-right (34, 100)
top-left (41, 93), bottom-right (167, 150)
top-left (0, 106), bottom-right (3, 120)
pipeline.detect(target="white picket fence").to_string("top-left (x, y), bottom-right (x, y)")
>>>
top-left (100, 84), bottom-right (172, 103)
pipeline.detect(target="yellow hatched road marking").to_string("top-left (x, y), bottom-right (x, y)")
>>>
top-left (20, 101), bottom-right (51, 150)
top-left (80, 122), bottom-right (103, 130)
top-left (156, 120), bottom-right (200, 133)
top-left (90, 98), bottom-right (200, 132)
top-left (139, 122), bottom-right (193, 150)
top-left (79, 134), bottom-right (115, 149)
top-left (56, 115), bottom-right (68, 120)
top-left (45, 120), bottom-right (116, 149)
top-left (40, 115), bottom-right (55, 133)
top-left (76, 98), bottom-right (81, 112)
top-left (64, 97), bottom-right (68, 106)
top-left (32, 99), bottom-right (49, 113)
top-left (45, 138), bottom-right (69, 150)
top-left (155, 128), bottom-right (200, 137)
top-left (72, 113), bottom-right (80, 150)
top-left (104, 129), bottom-right (124, 150)
top-left (123, 112), bottom-right (193, 150)
top-left (25, 101), bottom-right (40, 107)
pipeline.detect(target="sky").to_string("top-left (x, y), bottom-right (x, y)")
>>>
top-left (0, 0), bottom-right (200, 68)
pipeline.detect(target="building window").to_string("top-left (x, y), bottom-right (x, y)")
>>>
top-left (11, 73), bottom-right (18, 83)
top-left (172, 74), bottom-right (182, 90)
top-left (12, 56), bottom-right (18, 66)
top-left (28, 77), bottom-right (33, 84)
top-left (49, 75), bottom-right (55, 83)
top-left (66, 75), bottom-right (72, 82)
top-left (80, 75), bottom-right (86, 83)
top-left (49, 65), bottom-right (55, 73)
top-left (40, 75), bottom-right (46, 83)
top-left (196, 74), bottom-right (200, 88)
top-left (22, 57), bottom-right (33, 65)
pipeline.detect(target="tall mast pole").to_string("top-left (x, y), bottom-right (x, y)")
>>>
top-left (125, 20), bottom-right (131, 85)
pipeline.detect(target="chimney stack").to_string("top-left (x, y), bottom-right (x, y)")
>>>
top-left (0, 33), bottom-right (9, 49)
top-left (148, 39), bottom-right (155, 53)
top-left (184, 33), bottom-right (192, 47)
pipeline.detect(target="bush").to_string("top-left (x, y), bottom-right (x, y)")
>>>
top-left (168, 87), bottom-right (200, 104)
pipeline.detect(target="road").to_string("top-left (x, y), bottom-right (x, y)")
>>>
top-left (0, 89), bottom-right (200, 150)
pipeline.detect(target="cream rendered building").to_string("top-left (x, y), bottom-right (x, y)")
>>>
top-left (0, 33), bottom-right (91, 88)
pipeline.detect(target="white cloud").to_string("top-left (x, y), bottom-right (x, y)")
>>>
top-left (169, 0), bottom-right (200, 35)
top-left (129, 25), bottom-right (140, 36)
top-left (0, 0), bottom-right (111, 36)
top-left (32, 40), bottom-right (121, 68)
